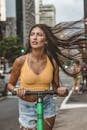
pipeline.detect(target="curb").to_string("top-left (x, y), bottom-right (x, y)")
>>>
top-left (0, 96), bottom-right (7, 101)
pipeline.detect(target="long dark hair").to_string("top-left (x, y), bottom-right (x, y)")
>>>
top-left (25, 20), bottom-right (86, 76)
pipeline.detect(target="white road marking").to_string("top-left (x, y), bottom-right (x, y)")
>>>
top-left (60, 90), bottom-right (87, 110)
top-left (60, 103), bottom-right (87, 109)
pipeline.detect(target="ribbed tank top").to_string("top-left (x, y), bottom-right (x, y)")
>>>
top-left (19, 54), bottom-right (53, 91)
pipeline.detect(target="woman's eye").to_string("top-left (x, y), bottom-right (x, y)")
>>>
top-left (30, 32), bottom-right (44, 37)
top-left (30, 32), bottom-right (34, 36)
top-left (37, 33), bottom-right (43, 36)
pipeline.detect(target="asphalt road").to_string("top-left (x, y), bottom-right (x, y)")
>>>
top-left (59, 69), bottom-right (73, 90)
top-left (0, 98), bottom-right (19, 130)
top-left (54, 107), bottom-right (87, 130)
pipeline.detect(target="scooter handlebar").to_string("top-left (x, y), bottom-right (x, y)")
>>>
top-left (12, 90), bottom-right (58, 96)
top-left (12, 89), bottom-right (68, 96)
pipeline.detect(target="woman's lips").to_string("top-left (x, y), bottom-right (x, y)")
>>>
top-left (32, 41), bottom-right (38, 45)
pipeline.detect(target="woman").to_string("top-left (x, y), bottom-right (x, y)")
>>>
top-left (81, 63), bottom-right (87, 87)
top-left (7, 24), bottom-right (68, 130)
top-left (72, 60), bottom-right (83, 93)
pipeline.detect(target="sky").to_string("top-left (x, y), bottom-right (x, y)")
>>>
top-left (6, 0), bottom-right (16, 17)
top-left (6, 0), bottom-right (84, 23)
top-left (43, 0), bottom-right (84, 24)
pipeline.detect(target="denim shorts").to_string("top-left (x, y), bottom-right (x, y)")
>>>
top-left (18, 95), bottom-right (57, 129)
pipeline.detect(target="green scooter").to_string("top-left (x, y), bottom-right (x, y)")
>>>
top-left (13, 90), bottom-right (57, 130)
top-left (13, 89), bottom-right (68, 130)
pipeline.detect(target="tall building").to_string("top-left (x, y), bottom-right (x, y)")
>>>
top-left (5, 17), bottom-right (16, 37)
top-left (0, 0), bottom-right (6, 21)
top-left (16, 0), bottom-right (35, 46)
top-left (35, 0), bottom-right (56, 26)
top-left (35, 0), bottom-right (40, 24)
top-left (6, 0), bottom-right (16, 37)
top-left (40, 2), bottom-right (56, 26)
top-left (0, 0), bottom-right (6, 39)
top-left (16, 0), bottom-right (23, 43)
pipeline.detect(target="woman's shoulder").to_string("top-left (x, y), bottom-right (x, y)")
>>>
top-left (13, 54), bottom-right (27, 66)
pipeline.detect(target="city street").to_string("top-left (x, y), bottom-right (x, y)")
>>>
top-left (59, 69), bottom-right (73, 90)
top-left (1, 90), bottom-right (87, 130)
top-left (0, 97), bottom-right (19, 130)
top-left (0, 70), bottom-right (73, 130)
top-left (0, 0), bottom-right (87, 130)
top-left (0, 70), bottom-right (87, 130)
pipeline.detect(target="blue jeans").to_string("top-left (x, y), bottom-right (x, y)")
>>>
top-left (19, 95), bottom-right (57, 128)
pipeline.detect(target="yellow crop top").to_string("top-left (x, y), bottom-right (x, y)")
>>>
top-left (19, 54), bottom-right (54, 91)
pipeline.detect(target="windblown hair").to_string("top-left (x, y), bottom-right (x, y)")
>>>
top-left (26, 19), bottom-right (86, 76)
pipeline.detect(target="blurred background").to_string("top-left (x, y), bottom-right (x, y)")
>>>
top-left (0, 0), bottom-right (87, 96)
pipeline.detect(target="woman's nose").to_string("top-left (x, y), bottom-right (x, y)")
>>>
top-left (33, 34), bottom-right (37, 39)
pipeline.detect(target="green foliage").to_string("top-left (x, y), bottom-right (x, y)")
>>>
top-left (0, 36), bottom-right (25, 63)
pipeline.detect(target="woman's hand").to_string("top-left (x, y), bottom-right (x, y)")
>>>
top-left (13, 87), bottom-right (26, 97)
top-left (57, 87), bottom-right (69, 97)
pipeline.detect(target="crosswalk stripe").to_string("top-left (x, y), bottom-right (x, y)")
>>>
top-left (60, 90), bottom-right (87, 110)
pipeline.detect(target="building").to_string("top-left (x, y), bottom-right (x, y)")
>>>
top-left (35, 0), bottom-right (56, 27)
top-left (0, 0), bottom-right (6, 40)
top-left (0, 0), bottom-right (6, 21)
top-left (16, 0), bottom-right (35, 46)
top-left (39, 2), bottom-right (56, 26)
top-left (6, 0), bottom-right (16, 37)
top-left (5, 0), bottom-right (55, 45)
top-left (5, 17), bottom-right (16, 37)
top-left (35, 0), bottom-right (40, 24)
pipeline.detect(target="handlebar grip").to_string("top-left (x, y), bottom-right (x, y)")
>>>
top-left (65, 89), bottom-right (69, 96)
top-left (12, 91), bottom-right (17, 95)
top-left (66, 88), bottom-right (69, 93)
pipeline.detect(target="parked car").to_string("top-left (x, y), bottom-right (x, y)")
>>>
top-left (0, 67), bottom-right (12, 96)
top-left (0, 74), bottom-right (7, 96)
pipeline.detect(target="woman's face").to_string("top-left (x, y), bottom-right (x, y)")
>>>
top-left (29, 27), bottom-right (46, 49)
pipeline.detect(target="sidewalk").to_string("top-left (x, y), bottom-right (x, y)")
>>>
top-left (53, 90), bottom-right (87, 130)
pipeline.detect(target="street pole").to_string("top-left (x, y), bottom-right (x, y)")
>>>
top-left (83, 0), bottom-right (87, 63)
top-left (0, 13), bottom-right (3, 40)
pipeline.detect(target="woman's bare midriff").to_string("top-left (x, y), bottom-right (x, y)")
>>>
top-left (21, 94), bottom-right (47, 102)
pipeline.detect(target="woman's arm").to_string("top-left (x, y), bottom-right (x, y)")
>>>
top-left (52, 59), bottom-right (68, 96)
top-left (7, 55), bottom-right (26, 92)
top-left (52, 58), bottom-right (60, 90)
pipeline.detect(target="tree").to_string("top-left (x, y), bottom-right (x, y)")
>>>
top-left (0, 36), bottom-right (25, 64)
